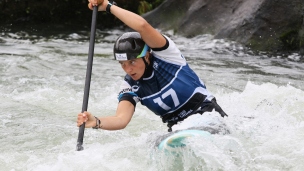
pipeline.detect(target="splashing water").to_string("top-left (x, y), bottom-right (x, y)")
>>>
top-left (0, 29), bottom-right (303, 171)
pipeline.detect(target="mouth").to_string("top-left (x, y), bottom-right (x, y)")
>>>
top-left (130, 73), bottom-right (137, 77)
top-left (129, 73), bottom-right (139, 80)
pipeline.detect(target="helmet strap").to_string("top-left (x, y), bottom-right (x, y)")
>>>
top-left (139, 54), bottom-right (153, 80)
top-left (142, 56), bottom-right (149, 70)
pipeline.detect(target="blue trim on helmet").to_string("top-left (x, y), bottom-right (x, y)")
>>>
top-left (136, 44), bottom-right (149, 58)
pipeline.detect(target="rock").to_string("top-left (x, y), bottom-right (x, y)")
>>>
top-left (143, 0), bottom-right (304, 54)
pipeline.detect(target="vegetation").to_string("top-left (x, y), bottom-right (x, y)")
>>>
top-left (0, 0), bottom-right (164, 31)
top-left (279, 29), bottom-right (302, 51)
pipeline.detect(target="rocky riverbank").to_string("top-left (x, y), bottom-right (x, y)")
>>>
top-left (143, 0), bottom-right (304, 55)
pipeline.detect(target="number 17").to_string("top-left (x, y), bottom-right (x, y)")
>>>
top-left (153, 88), bottom-right (180, 111)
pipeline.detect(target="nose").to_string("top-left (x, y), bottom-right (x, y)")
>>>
top-left (123, 63), bottom-right (133, 73)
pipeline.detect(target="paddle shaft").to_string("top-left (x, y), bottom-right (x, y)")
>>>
top-left (76, 6), bottom-right (98, 151)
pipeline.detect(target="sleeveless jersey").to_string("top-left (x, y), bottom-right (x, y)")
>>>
top-left (117, 35), bottom-right (214, 121)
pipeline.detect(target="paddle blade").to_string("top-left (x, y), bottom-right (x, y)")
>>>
top-left (76, 123), bottom-right (86, 151)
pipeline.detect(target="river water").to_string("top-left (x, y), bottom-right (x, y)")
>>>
top-left (0, 28), bottom-right (304, 171)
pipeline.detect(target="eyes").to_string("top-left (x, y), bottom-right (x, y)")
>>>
top-left (119, 59), bottom-right (137, 67)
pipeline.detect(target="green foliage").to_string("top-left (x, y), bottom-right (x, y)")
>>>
top-left (138, 1), bottom-right (152, 15)
top-left (0, 0), bottom-right (165, 31)
top-left (144, 0), bottom-right (165, 8)
top-left (279, 30), bottom-right (301, 51)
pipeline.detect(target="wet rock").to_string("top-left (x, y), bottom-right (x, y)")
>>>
top-left (143, 0), bottom-right (304, 54)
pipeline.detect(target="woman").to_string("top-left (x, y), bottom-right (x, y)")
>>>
top-left (77, 0), bottom-right (228, 132)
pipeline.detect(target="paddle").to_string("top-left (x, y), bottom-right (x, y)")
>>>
top-left (76, 6), bottom-right (98, 151)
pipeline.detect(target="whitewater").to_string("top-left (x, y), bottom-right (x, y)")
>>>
top-left (0, 29), bottom-right (303, 171)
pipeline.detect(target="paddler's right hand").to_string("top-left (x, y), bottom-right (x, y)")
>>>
top-left (88, 0), bottom-right (108, 11)
top-left (77, 111), bottom-right (96, 128)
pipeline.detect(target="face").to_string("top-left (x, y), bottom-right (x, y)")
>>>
top-left (119, 54), bottom-right (149, 80)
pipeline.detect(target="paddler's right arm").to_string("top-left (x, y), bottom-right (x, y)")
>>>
top-left (77, 100), bottom-right (135, 130)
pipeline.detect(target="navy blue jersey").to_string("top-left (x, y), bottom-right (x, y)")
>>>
top-left (117, 35), bottom-right (214, 122)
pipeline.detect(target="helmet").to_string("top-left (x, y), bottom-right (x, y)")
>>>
top-left (113, 32), bottom-right (150, 61)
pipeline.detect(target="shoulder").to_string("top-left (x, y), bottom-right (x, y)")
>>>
top-left (151, 35), bottom-right (186, 65)
top-left (117, 76), bottom-right (140, 102)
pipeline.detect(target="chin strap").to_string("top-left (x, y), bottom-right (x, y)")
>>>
top-left (137, 57), bottom-right (150, 81)
top-left (142, 57), bottom-right (149, 70)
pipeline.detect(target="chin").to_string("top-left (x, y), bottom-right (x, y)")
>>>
top-left (129, 73), bottom-right (143, 81)
top-left (132, 77), bottom-right (140, 81)
top-left (128, 75), bottom-right (139, 81)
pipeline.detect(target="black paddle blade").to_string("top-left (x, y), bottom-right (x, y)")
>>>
top-left (76, 123), bottom-right (86, 151)
top-left (76, 143), bottom-right (84, 151)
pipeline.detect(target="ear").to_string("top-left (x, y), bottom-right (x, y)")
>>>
top-left (144, 53), bottom-right (150, 64)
